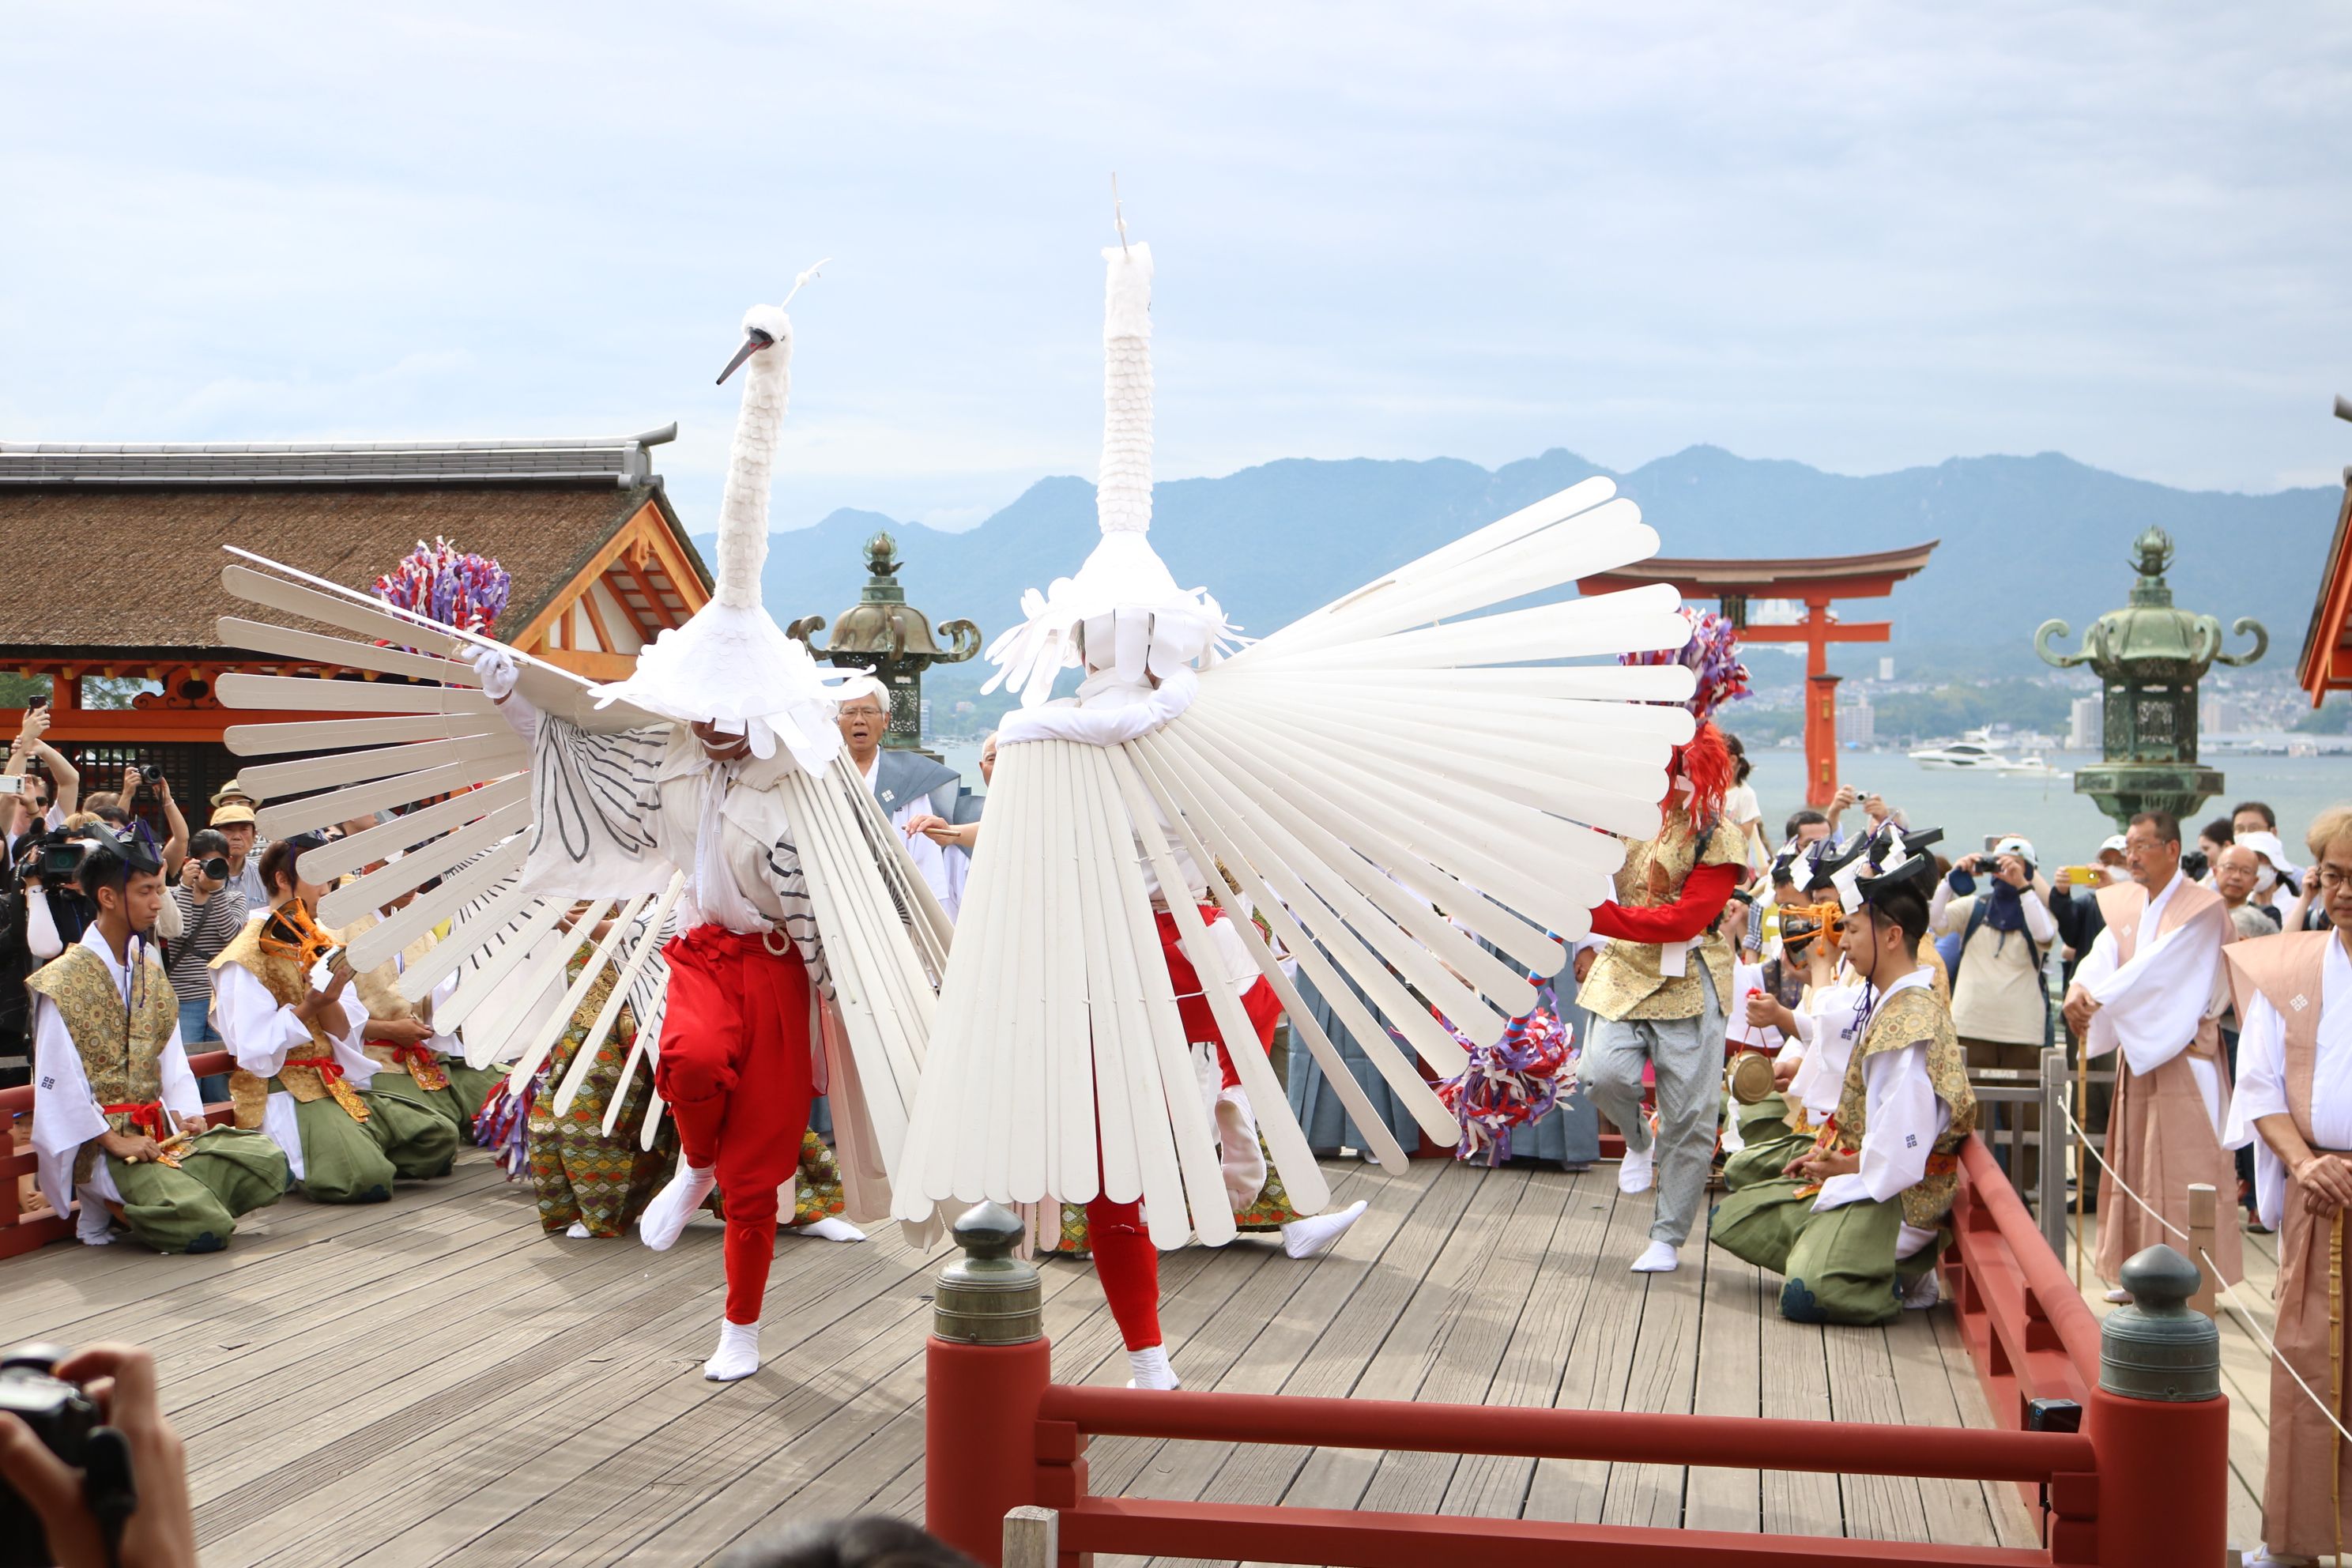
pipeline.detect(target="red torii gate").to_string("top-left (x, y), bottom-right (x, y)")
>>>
top-left (1578, 541), bottom-right (1939, 808)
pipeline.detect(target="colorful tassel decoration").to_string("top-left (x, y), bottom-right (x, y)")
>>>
top-left (1434, 976), bottom-right (1574, 1167)
top-left (371, 537), bottom-right (511, 646)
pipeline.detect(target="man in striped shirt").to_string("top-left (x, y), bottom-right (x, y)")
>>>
top-left (167, 829), bottom-right (250, 1101)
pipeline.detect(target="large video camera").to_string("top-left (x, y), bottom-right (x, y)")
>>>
top-left (0, 1344), bottom-right (136, 1568)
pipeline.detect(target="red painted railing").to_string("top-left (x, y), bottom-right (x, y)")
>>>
top-left (927, 1133), bottom-right (2230, 1568)
top-left (0, 1049), bottom-right (235, 1260)
top-left (1941, 1134), bottom-right (2102, 1425)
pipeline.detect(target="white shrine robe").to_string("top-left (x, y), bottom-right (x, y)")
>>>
top-left (1810, 967), bottom-right (1953, 1257)
top-left (30, 928), bottom-right (205, 1218)
top-left (213, 958), bottom-right (369, 1182)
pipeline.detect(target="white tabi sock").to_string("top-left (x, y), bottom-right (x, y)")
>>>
top-left (1901, 1270), bottom-right (1941, 1310)
top-left (1280, 1200), bottom-right (1369, 1260)
top-left (703, 1317), bottom-right (760, 1381)
top-left (639, 1162), bottom-right (718, 1252)
top-left (1617, 1143), bottom-right (1654, 1195)
top-left (1125, 1345), bottom-right (1181, 1391)
top-left (565, 1221), bottom-right (592, 1239)
top-left (2102, 1287), bottom-right (2131, 1305)
top-left (1630, 1240), bottom-right (1679, 1273)
top-left (793, 1216), bottom-right (866, 1243)
top-left (75, 1204), bottom-right (114, 1246)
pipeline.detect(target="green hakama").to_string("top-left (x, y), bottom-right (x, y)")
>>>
top-left (103, 1129), bottom-right (288, 1253)
top-left (1709, 1178), bottom-right (1939, 1325)
top-left (359, 1076), bottom-right (460, 1179)
top-left (284, 1088), bottom-right (398, 1203)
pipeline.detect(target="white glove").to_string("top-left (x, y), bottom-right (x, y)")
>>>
top-left (472, 645), bottom-right (521, 702)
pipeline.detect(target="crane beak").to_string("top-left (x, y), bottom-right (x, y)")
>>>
top-left (716, 328), bottom-right (776, 386)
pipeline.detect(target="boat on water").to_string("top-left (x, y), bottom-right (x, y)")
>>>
top-left (1908, 733), bottom-right (2068, 778)
top-left (1908, 738), bottom-right (2006, 771)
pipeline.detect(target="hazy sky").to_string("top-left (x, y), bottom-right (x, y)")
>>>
top-left (6, 3), bottom-right (2346, 532)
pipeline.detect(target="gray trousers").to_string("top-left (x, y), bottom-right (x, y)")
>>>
top-left (1578, 967), bottom-right (1724, 1246)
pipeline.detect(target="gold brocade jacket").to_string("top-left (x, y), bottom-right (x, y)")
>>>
top-left (1579, 811), bottom-right (1746, 1023)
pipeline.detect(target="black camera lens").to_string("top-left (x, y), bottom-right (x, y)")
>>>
top-left (202, 856), bottom-right (232, 881)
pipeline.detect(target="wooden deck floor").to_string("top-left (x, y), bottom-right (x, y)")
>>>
top-left (3, 1148), bottom-right (2043, 1566)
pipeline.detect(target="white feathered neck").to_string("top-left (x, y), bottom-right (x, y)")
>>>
top-left (592, 300), bottom-right (877, 768)
top-left (983, 240), bottom-right (1235, 707)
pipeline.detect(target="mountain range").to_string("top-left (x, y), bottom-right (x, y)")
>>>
top-left (708, 446), bottom-right (2336, 705)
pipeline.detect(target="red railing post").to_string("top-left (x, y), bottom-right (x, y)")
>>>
top-left (2088, 1246), bottom-right (2227, 1568)
top-left (924, 1202), bottom-right (1052, 1567)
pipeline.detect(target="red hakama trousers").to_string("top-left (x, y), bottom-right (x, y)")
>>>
top-left (654, 925), bottom-right (814, 1326)
top-left (1087, 906), bottom-right (1283, 1351)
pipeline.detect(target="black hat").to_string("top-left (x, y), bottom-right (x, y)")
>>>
top-left (81, 820), bottom-right (163, 876)
top-left (1802, 835), bottom-right (1869, 898)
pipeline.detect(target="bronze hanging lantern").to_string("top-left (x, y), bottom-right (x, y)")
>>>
top-left (788, 530), bottom-right (980, 756)
top-left (2036, 526), bottom-right (2267, 831)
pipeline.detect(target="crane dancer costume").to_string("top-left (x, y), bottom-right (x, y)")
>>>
top-left (892, 226), bottom-right (1701, 1390)
top-left (211, 273), bottom-right (945, 1382)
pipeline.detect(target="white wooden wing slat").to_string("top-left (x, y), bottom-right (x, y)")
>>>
top-left (243, 732), bottom-right (523, 813)
top-left (214, 615), bottom-right (482, 687)
top-left (1155, 719), bottom-right (1511, 1047)
top-left (430, 897), bottom-right (572, 1024)
top-left (501, 899), bottom-right (635, 1092)
top-left (1125, 743), bottom-right (1410, 1172)
top-left (556, 874), bottom-right (684, 1116)
top-left (1240, 477), bottom-right (1618, 659)
top-left (315, 803), bottom-right (530, 928)
top-left (1156, 711), bottom-right (1536, 1021)
top-left (1185, 705), bottom-right (1617, 922)
top-left (297, 778), bottom-right (530, 884)
top-left (216, 673), bottom-right (498, 718)
top-left (345, 839), bottom-right (528, 971)
top-left (1136, 729), bottom-right (1472, 1116)
top-left (1131, 729), bottom-right (1456, 1143)
top-left (225, 713), bottom-right (511, 758)
top-left (396, 876), bottom-right (541, 1004)
top-left (1107, 745), bottom-right (1333, 1219)
top-left (255, 760), bottom-right (523, 842)
top-left (1170, 707), bottom-right (1569, 976)
top-left (220, 562), bottom-right (472, 655)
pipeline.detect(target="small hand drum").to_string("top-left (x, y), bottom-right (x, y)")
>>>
top-left (1724, 1050), bottom-right (1777, 1106)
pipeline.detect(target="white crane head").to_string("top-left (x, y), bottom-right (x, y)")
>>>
top-left (715, 259), bottom-right (827, 385)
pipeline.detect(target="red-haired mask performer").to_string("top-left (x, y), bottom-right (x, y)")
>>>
top-left (1575, 611), bottom-right (1751, 1274)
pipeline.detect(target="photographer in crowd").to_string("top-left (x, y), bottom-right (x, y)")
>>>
top-left (5, 707), bottom-right (80, 839)
top-left (166, 829), bottom-right (249, 1102)
top-left (1931, 835), bottom-right (2057, 1187)
top-left (0, 1343), bottom-right (198, 1568)
top-left (205, 794), bottom-right (268, 909)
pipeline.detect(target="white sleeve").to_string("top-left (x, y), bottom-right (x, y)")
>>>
top-left (155, 890), bottom-right (186, 944)
top-left (2223, 993), bottom-right (2289, 1233)
top-left (1929, 880), bottom-right (1960, 935)
top-left (29, 997), bottom-right (105, 1159)
top-left (2087, 907), bottom-right (2225, 1076)
top-left (24, 892), bottom-right (61, 962)
top-left (1815, 1042), bottom-right (1947, 1212)
top-left (427, 967), bottom-right (463, 1054)
top-left (996, 667), bottom-right (1198, 748)
top-left (157, 1021), bottom-right (205, 1124)
top-left (2022, 889), bottom-right (2059, 944)
top-left (213, 962), bottom-right (312, 1078)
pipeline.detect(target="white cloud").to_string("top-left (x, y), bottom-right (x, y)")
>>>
top-left (2, 1), bottom-right (2346, 504)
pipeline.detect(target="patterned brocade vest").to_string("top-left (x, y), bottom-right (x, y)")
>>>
top-left (27, 943), bottom-right (179, 1182)
top-left (1833, 981), bottom-right (1977, 1231)
top-left (1579, 808), bottom-right (1746, 1023)
top-left (211, 918), bottom-right (352, 1128)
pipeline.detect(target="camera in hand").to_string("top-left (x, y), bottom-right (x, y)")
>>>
top-left (0, 1343), bottom-right (134, 1568)
top-left (36, 834), bottom-right (88, 880)
top-left (200, 855), bottom-right (231, 882)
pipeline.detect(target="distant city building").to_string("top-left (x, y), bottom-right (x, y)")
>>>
top-left (2199, 694), bottom-right (2246, 735)
top-left (1878, 657), bottom-right (1895, 682)
top-left (920, 697), bottom-right (933, 737)
top-left (2069, 695), bottom-right (2101, 751)
top-left (1837, 695), bottom-right (1875, 748)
